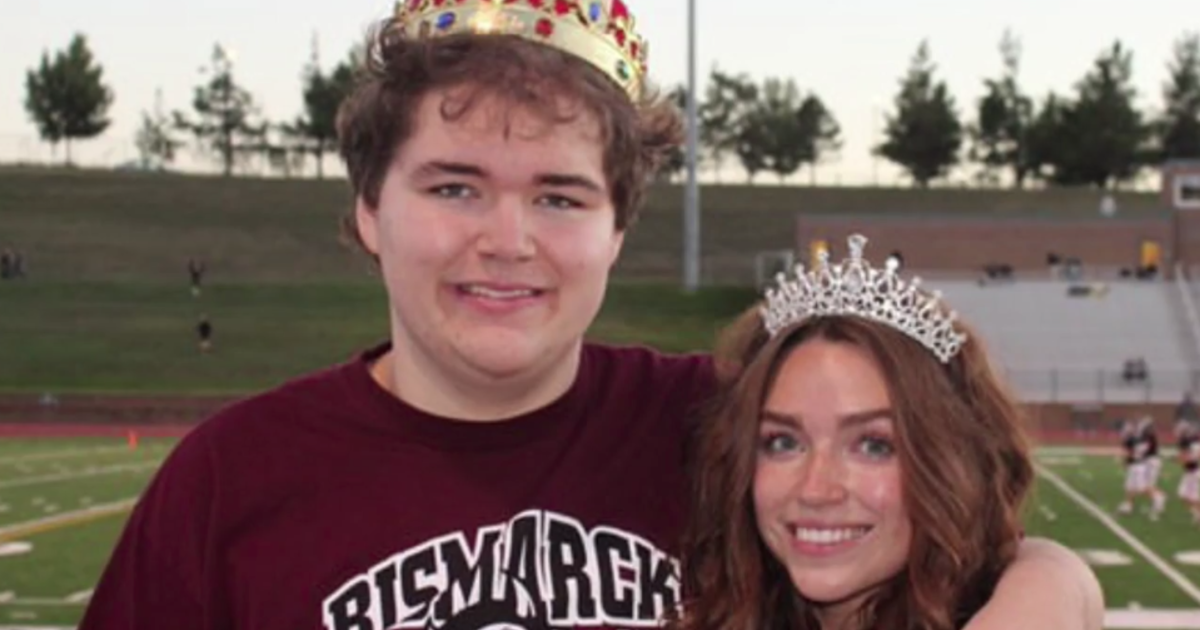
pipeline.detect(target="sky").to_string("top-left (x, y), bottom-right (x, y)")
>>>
top-left (2, 0), bottom-right (1196, 186)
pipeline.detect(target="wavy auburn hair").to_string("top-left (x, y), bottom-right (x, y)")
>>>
top-left (674, 307), bottom-right (1034, 630)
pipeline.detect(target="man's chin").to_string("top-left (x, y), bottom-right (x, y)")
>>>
top-left (456, 337), bottom-right (562, 379)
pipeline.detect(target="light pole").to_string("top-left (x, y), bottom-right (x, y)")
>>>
top-left (683, 0), bottom-right (701, 292)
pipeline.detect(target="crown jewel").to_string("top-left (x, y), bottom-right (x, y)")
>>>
top-left (393, 0), bottom-right (648, 100)
top-left (760, 234), bottom-right (968, 363)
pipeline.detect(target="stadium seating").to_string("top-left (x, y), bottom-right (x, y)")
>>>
top-left (923, 279), bottom-right (1198, 403)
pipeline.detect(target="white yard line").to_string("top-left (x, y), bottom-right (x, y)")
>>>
top-left (0, 597), bottom-right (84, 607)
top-left (1037, 464), bottom-right (1200, 605)
top-left (1104, 609), bottom-right (1200, 628)
top-left (64, 589), bottom-right (92, 603)
top-left (0, 446), bottom-right (132, 465)
top-left (0, 462), bottom-right (161, 490)
top-left (0, 498), bottom-right (137, 540)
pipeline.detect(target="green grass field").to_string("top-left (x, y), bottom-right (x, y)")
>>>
top-left (2, 281), bottom-right (757, 394)
top-left (1, 441), bottom-right (1199, 629)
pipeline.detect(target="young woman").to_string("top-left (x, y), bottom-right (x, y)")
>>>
top-left (676, 235), bottom-right (1100, 630)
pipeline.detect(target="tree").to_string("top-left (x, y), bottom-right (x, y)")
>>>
top-left (23, 33), bottom-right (114, 165)
top-left (175, 44), bottom-right (266, 177)
top-left (699, 68), bottom-right (757, 180)
top-left (876, 42), bottom-right (963, 186)
top-left (134, 89), bottom-right (182, 170)
top-left (1157, 32), bottom-right (1200, 162)
top-left (970, 30), bottom-right (1035, 187)
top-left (751, 78), bottom-right (809, 182)
top-left (1024, 93), bottom-right (1071, 183)
top-left (1060, 41), bottom-right (1150, 187)
top-left (795, 94), bottom-right (842, 184)
top-left (284, 38), bottom-right (358, 178)
top-left (733, 104), bottom-right (769, 183)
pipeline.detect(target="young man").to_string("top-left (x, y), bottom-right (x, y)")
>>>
top-left (1177, 420), bottom-right (1200, 523)
top-left (189, 258), bottom-right (207, 297)
top-left (1118, 417), bottom-right (1166, 519)
top-left (1140, 417), bottom-right (1167, 516)
top-left (196, 313), bottom-right (214, 353)
top-left (81, 2), bottom-right (1101, 629)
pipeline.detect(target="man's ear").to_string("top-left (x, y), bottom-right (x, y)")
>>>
top-left (608, 229), bottom-right (625, 268)
top-left (355, 197), bottom-right (381, 256)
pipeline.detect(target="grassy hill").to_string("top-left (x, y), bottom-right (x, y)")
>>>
top-left (0, 168), bottom-right (1168, 393)
top-left (0, 168), bottom-right (1168, 286)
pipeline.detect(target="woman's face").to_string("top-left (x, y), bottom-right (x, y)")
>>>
top-left (753, 338), bottom-right (911, 623)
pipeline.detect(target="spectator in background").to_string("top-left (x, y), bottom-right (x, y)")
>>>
top-left (196, 314), bottom-right (213, 353)
top-left (1178, 392), bottom-right (1199, 424)
top-left (1123, 357), bottom-right (1149, 384)
top-left (188, 258), bottom-right (206, 297)
top-left (2, 249), bottom-right (27, 280)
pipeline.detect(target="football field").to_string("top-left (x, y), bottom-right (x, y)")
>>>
top-left (1, 439), bottom-right (1199, 629)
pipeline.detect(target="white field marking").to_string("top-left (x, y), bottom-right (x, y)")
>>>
top-left (0, 542), bottom-right (33, 557)
top-left (0, 593), bottom-right (12, 603)
top-left (1037, 445), bottom-right (1123, 456)
top-left (0, 462), bottom-right (161, 490)
top-left (1176, 551), bottom-right (1200, 566)
top-left (64, 589), bottom-right (92, 603)
top-left (1037, 464), bottom-right (1200, 604)
top-left (1037, 504), bottom-right (1058, 521)
top-left (0, 446), bottom-right (131, 465)
top-left (1104, 608), bottom-right (1200, 628)
top-left (1077, 548), bottom-right (1134, 566)
top-left (0, 498), bottom-right (137, 541)
top-left (1038, 456), bottom-right (1083, 466)
top-left (0, 598), bottom-right (85, 607)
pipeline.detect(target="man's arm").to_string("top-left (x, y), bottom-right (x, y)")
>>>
top-left (963, 537), bottom-right (1104, 630)
top-left (79, 429), bottom-right (217, 630)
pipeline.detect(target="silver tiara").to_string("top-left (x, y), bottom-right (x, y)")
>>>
top-left (760, 234), bottom-right (967, 363)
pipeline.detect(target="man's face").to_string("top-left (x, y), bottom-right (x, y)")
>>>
top-left (357, 87), bottom-right (624, 383)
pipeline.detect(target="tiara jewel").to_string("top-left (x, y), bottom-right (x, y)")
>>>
top-left (760, 234), bottom-right (968, 363)
top-left (393, 0), bottom-right (648, 100)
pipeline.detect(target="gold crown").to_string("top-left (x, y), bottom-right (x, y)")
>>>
top-left (393, 0), bottom-right (648, 100)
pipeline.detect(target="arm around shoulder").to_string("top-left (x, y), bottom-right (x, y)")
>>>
top-left (963, 537), bottom-right (1104, 630)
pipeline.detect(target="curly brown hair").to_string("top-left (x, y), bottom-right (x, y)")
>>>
top-left (335, 20), bottom-right (683, 254)
top-left (674, 308), bottom-right (1034, 630)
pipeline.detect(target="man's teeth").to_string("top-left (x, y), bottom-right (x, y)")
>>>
top-left (463, 285), bottom-right (536, 299)
top-left (794, 526), bottom-right (870, 545)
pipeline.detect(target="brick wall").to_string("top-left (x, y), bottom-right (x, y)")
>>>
top-left (793, 216), bottom-right (1173, 273)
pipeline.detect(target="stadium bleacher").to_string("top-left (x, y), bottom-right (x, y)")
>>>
top-left (924, 278), bottom-right (1199, 403)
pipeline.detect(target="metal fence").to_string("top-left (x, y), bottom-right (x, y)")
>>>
top-left (1003, 367), bottom-right (1196, 404)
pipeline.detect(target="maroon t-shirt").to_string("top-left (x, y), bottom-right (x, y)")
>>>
top-left (80, 342), bottom-right (715, 630)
